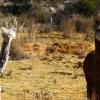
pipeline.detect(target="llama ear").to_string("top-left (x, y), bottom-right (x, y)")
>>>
top-left (98, 24), bottom-right (100, 30)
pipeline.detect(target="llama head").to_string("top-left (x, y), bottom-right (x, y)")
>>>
top-left (95, 13), bottom-right (100, 41)
top-left (1, 27), bottom-right (16, 40)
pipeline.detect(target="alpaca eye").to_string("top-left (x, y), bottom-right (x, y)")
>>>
top-left (13, 29), bottom-right (16, 32)
top-left (96, 21), bottom-right (100, 26)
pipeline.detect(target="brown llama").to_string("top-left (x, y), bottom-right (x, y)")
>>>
top-left (83, 13), bottom-right (100, 100)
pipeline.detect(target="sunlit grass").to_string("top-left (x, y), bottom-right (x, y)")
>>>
top-left (0, 32), bottom-right (94, 100)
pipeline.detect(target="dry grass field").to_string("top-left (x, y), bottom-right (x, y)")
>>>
top-left (0, 32), bottom-right (95, 100)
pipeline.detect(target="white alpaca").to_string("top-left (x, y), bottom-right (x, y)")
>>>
top-left (0, 27), bottom-right (16, 73)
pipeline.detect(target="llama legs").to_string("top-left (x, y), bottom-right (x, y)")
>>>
top-left (95, 89), bottom-right (100, 100)
top-left (87, 81), bottom-right (93, 100)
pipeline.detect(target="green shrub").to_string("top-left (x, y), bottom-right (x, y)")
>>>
top-left (76, 0), bottom-right (99, 16)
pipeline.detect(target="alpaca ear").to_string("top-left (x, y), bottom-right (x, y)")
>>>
top-left (1, 27), bottom-right (8, 33)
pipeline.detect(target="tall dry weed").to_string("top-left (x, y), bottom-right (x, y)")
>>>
top-left (61, 18), bottom-right (76, 38)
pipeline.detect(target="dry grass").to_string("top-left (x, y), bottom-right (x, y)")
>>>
top-left (61, 18), bottom-right (76, 38)
top-left (10, 40), bottom-right (29, 60)
top-left (21, 43), bottom-right (40, 52)
top-left (0, 14), bottom-right (95, 100)
top-left (61, 15), bottom-right (94, 39)
top-left (46, 40), bottom-right (94, 55)
top-left (0, 31), bottom-right (95, 100)
top-left (0, 56), bottom-right (86, 100)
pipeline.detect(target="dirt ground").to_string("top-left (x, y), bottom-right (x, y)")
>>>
top-left (0, 32), bottom-right (94, 100)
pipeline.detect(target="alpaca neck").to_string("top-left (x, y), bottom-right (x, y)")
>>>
top-left (0, 37), bottom-right (12, 73)
top-left (95, 38), bottom-right (100, 62)
top-left (1, 38), bottom-right (12, 54)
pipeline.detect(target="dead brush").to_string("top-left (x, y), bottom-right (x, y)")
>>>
top-left (35, 89), bottom-right (54, 100)
top-left (21, 43), bottom-right (40, 52)
top-left (19, 66), bottom-right (32, 71)
top-left (61, 18), bottom-right (76, 38)
top-left (74, 15), bottom-right (93, 33)
top-left (46, 41), bottom-right (94, 55)
top-left (46, 41), bottom-right (79, 54)
top-left (10, 40), bottom-right (29, 60)
top-left (7, 16), bottom-right (40, 59)
top-left (79, 41), bottom-right (95, 52)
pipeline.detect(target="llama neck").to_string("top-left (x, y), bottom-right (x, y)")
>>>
top-left (0, 37), bottom-right (12, 73)
top-left (95, 38), bottom-right (100, 62)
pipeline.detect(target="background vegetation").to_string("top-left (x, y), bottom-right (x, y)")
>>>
top-left (0, 0), bottom-right (99, 100)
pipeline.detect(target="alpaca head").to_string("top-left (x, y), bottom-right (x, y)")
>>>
top-left (95, 13), bottom-right (100, 41)
top-left (1, 27), bottom-right (16, 40)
